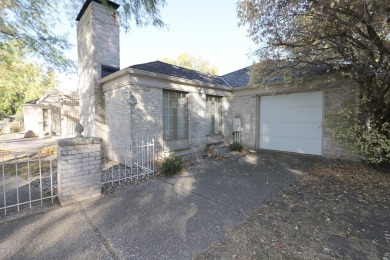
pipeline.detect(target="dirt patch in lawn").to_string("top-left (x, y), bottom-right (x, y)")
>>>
top-left (196, 160), bottom-right (390, 259)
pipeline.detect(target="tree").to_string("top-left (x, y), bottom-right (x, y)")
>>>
top-left (162, 53), bottom-right (219, 75)
top-left (0, 43), bottom-right (56, 119)
top-left (237, 0), bottom-right (390, 164)
top-left (0, 0), bottom-right (166, 72)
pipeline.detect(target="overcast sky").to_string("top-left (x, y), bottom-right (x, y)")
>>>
top-left (58, 0), bottom-right (256, 90)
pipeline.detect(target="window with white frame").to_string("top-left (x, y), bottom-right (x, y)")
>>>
top-left (206, 96), bottom-right (222, 135)
top-left (163, 90), bottom-right (188, 140)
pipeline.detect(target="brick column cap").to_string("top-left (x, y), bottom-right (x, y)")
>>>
top-left (57, 137), bottom-right (102, 147)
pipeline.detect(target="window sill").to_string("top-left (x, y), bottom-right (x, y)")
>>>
top-left (164, 138), bottom-right (189, 151)
top-left (164, 146), bottom-right (191, 152)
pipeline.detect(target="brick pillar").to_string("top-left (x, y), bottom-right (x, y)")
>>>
top-left (57, 137), bottom-right (102, 206)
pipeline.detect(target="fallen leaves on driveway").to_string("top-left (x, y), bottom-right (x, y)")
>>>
top-left (196, 160), bottom-right (390, 259)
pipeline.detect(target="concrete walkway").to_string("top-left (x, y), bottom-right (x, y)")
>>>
top-left (0, 152), bottom-right (321, 259)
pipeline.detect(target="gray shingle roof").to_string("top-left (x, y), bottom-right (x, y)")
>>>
top-left (128, 61), bottom-right (228, 86)
top-left (128, 61), bottom-right (333, 89)
top-left (221, 63), bottom-right (333, 88)
top-left (221, 67), bottom-right (250, 88)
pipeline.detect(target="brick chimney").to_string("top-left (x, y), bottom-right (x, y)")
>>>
top-left (76, 0), bottom-right (120, 137)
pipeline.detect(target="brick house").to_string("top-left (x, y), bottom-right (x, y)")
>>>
top-left (77, 0), bottom-right (358, 160)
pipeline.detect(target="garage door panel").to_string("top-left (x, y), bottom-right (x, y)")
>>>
top-left (261, 92), bottom-right (323, 108)
top-left (260, 135), bottom-right (322, 155)
top-left (259, 91), bottom-right (323, 155)
top-left (260, 107), bottom-right (322, 123)
top-left (260, 122), bottom-right (322, 139)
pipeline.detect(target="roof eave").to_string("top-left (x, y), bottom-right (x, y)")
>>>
top-left (98, 68), bottom-right (233, 91)
top-left (36, 89), bottom-right (79, 105)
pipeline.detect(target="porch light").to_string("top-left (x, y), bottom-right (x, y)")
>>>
top-left (121, 87), bottom-right (137, 107)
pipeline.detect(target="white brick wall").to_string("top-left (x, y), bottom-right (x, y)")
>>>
top-left (57, 137), bottom-right (102, 206)
top-left (104, 86), bottom-right (164, 161)
top-left (230, 75), bottom-right (360, 159)
top-left (102, 74), bottom-right (359, 160)
top-left (226, 95), bottom-right (257, 148)
top-left (102, 79), bottom-right (232, 161)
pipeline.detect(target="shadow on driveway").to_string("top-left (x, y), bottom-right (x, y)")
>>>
top-left (0, 150), bottom-right (322, 259)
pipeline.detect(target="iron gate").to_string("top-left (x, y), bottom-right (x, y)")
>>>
top-left (102, 138), bottom-right (155, 185)
top-left (0, 151), bottom-right (57, 215)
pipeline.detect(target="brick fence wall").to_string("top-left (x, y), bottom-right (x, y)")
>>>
top-left (57, 137), bottom-right (102, 206)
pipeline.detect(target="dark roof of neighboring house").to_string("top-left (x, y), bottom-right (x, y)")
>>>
top-left (24, 89), bottom-right (79, 106)
top-left (25, 99), bottom-right (39, 104)
top-left (221, 67), bottom-right (250, 88)
top-left (128, 61), bottom-right (229, 86)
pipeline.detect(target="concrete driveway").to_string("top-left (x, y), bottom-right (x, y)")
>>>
top-left (0, 151), bottom-right (321, 259)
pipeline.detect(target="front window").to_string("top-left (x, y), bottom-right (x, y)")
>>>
top-left (163, 90), bottom-right (188, 140)
top-left (206, 96), bottom-right (222, 135)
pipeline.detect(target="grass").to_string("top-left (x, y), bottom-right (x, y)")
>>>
top-left (1, 148), bottom-right (56, 180)
top-left (1, 143), bottom-right (57, 179)
top-left (1, 159), bottom-right (54, 180)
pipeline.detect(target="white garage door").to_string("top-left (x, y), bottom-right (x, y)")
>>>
top-left (259, 91), bottom-right (323, 155)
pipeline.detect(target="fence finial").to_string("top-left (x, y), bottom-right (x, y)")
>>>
top-left (75, 124), bottom-right (84, 137)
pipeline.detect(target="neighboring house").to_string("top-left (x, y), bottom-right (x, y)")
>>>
top-left (76, 0), bottom-right (358, 161)
top-left (23, 88), bottom-right (80, 137)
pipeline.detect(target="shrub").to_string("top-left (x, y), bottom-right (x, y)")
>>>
top-left (24, 130), bottom-right (36, 138)
top-left (159, 155), bottom-right (183, 176)
top-left (41, 146), bottom-right (57, 156)
top-left (326, 100), bottom-right (390, 165)
top-left (229, 142), bottom-right (243, 152)
top-left (10, 121), bottom-right (21, 133)
top-left (14, 109), bottom-right (24, 122)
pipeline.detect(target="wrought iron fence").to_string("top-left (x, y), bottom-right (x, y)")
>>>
top-left (0, 137), bottom-right (155, 215)
top-left (0, 152), bottom-right (57, 215)
top-left (102, 138), bottom-right (155, 185)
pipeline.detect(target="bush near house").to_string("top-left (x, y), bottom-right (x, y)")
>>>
top-left (326, 100), bottom-right (390, 166)
top-left (159, 155), bottom-right (183, 176)
top-left (229, 142), bottom-right (243, 152)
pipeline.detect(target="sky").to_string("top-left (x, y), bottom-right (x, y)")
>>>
top-left (58, 0), bottom-right (257, 90)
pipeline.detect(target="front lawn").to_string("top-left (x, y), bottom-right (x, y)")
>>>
top-left (197, 160), bottom-right (389, 259)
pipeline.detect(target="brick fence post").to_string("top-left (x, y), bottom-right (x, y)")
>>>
top-left (57, 136), bottom-right (102, 206)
